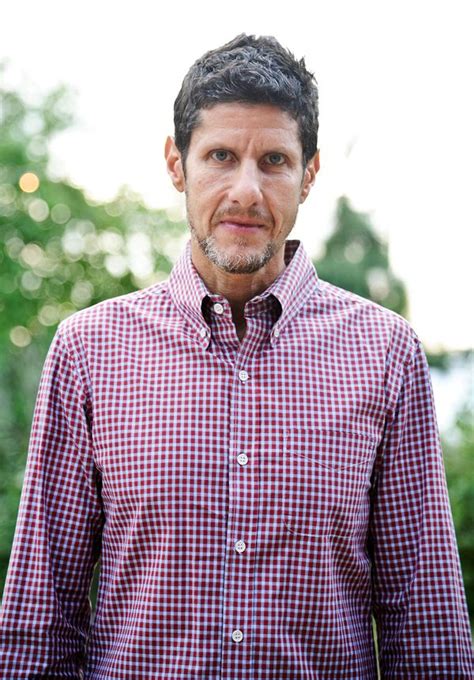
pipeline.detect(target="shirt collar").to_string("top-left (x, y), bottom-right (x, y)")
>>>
top-left (167, 238), bottom-right (319, 340)
top-left (262, 239), bottom-right (319, 320)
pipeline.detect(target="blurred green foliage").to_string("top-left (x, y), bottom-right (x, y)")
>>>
top-left (313, 197), bottom-right (452, 370)
top-left (0, 70), bottom-right (472, 625)
top-left (0, 68), bottom-right (186, 584)
top-left (442, 403), bottom-right (474, 618)
top-left (314, 195), bottom-right (408, 317)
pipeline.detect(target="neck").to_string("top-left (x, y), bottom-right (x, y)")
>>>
top-left (191, 240), bottom-right (286, 332)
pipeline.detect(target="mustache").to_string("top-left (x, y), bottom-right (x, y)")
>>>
top-left (212, 206), bottom-right (272, 225)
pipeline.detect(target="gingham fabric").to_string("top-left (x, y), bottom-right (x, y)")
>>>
top-left (0, 239), bottom-right (472, 679)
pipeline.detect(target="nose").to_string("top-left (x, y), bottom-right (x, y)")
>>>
top-left (227, 160), bottom-right (263, 208)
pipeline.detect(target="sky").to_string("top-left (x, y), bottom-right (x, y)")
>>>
top-left (2, 0), bottom-right (473, 352)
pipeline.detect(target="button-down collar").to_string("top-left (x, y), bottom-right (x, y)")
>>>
top-left (167, 239), bottom-right (319, 344)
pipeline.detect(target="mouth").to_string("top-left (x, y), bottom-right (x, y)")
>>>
top-left (218, 220), bottom-right (264, 233)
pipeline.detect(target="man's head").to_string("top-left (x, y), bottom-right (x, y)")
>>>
top-left (173, 33), bottom-right (319, 172)
top-left (165, 34), bottom-right (320, 280)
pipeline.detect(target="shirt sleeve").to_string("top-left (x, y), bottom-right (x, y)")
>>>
top-left (368, 334), bottom-right (473, 677)
top-left (0, 326), bottom-right (104, 678)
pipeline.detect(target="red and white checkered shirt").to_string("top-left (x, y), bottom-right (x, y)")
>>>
top-left (1, 239), bottom-right (472, 678)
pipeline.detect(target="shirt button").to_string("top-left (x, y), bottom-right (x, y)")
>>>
top-left (232, 629), bottom-right (244, 643)
top-left (199, 328), bottom-right (208, 338)
top-left (273, 328), bottom-right (280, 338)
top-left (237, 453), bottom-right (249, 466)
top-left (238, 370), bottom-right (249, 383)
top-left (235, 539), bottom-right (246, 553)
top-left (213, 302), bottom-right (224, 315)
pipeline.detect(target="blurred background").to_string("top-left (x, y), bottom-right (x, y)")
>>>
top-left (1, 0), bottom-right (472, 625)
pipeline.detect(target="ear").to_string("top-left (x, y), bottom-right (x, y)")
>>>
top-left (164, 136), bottom-right (185, 192)
top-left (299, 150), bottom-right (320, 204)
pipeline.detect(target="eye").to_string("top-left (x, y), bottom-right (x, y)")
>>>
top-left (264, 153), bottom-right (286, 166)
top-left (210, 150), bottom-right (232, 162)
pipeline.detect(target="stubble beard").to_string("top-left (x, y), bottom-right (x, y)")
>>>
top-left (189, 222), bottom-right (279, 274)
top-left (195, 234), bottom-right (277, 274)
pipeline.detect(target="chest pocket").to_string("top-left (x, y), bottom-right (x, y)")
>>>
top-left (282, 428), bottom-right (377, 539)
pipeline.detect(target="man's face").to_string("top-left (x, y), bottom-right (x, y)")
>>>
top-left (165, 102), bottom-right (319, 278)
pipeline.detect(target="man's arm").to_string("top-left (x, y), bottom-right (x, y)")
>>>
top-left (368, 332), bottom-right (473, 677)
top-left (0, 327), bottom-right (104, 678)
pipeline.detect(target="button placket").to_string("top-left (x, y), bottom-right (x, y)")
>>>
top-left (221, 331), bottom-right (258, 675)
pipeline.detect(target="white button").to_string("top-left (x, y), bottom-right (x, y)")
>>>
top-left (237, 453), bottom-right (249, 466)
top-left (235, 540), bottom-right (246, 553)
top-left (232, 629), bottom-right (244, 643)
top-left (239, 370), bottom-right (249, 383)
top-left (199, 328), bottom-right (207, 338)
top-left (273, 328), bottom-right (280, 338)
top-left (213, 303), bottom-right (224, 315)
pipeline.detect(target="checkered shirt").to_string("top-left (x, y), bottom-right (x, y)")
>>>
top-left (1, 239), bottom-right (472, 678)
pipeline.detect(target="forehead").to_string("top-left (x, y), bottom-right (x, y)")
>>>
top-left (189, 102), bottom-right (301, 151)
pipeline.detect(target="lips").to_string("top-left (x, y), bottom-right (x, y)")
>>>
top-left (219, 221), bottom-right (263, 234)
top-left (220, 220), bottom-right (263, 228)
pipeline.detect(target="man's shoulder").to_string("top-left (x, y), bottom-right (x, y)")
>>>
top-left (314, 278), bottom-right (420, 363)
top-left (56, 280), bottom-right (169, 344)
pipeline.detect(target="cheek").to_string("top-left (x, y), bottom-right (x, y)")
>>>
top-left (187, 170), bottom-right (222, 197)
top-left (186, 185), bottom-right (219, 225)
top-left (271, 189), bottom-right (300, 217)
top-left (270, 195), bottom-right (301, 235)
top-left (194, 175), bottom-right (213, 192)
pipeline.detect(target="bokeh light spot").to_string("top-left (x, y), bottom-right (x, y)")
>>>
top-left (71, 280), bottom-right (94, 307)
top-left (28, 198), bottom-right (49, 222)
top-left (344, 241), bottom-right (365, 263)
top-left (10, 326), bottom-right (32, 347)
top-left (20, 243), bottom-right (44, 268)
top-left (0, 184), bottom-right (16, 205)
top-left (99, 230), bottom-right (124, 253)
top-left (51, 203), bottom-right (71, 224)
top-left (38, 304), bottom-right (61, 326)
top-left (62, 231), bottom-right (85, 259)
top-left (367, 268), bottom-right (390, 301)
top-left (21, 270), bottom-right (42, 292)
top-left (19, 172), bottom-right (40, 193)
top-left (105, 254), bottom-right (128, 278)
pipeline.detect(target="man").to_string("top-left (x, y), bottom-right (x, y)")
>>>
top-left (0, 33), bottom-right (472, 679)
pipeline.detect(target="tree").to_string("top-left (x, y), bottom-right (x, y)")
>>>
top-left (0, 68), bottom-right (186, 588)
top-left (313, 195), bottom-right (453, 370)
top-left (313, 195), bottom-right (408, 316)
top-left (442, 401), bottom-right (474, 618)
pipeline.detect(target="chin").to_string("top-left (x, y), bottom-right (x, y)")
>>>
top-left (206, 242), bottom-right (276, 275)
